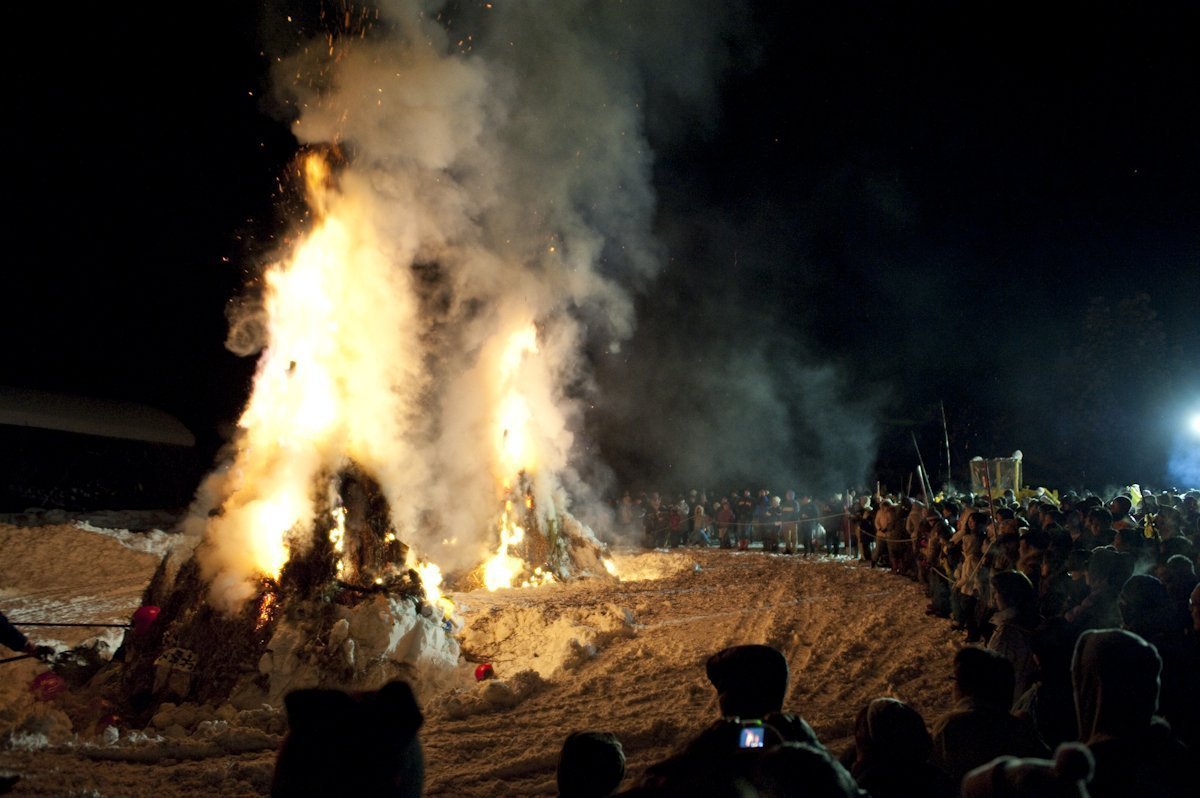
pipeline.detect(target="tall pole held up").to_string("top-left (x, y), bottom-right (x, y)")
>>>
top-left (940, 401), bottom-right (952, 488)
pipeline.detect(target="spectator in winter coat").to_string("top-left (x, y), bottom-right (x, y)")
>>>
top-left (558, 731), bottom-right (626, 798)
top-left (1016, 528), bottom-right (1050, 593)
top-left (953, 527), bottom-right (988, 642)
top-left (715, 499), bottom-right (736, 548)
top-left (1157, 554), bottom-right (1197, 633)
top-left (704, 644), bottom-right (824, 749)
top-left (925, 518), bottom-right (954, 618)
top-left (851, 495), bottom-right (875, 562)
top-left (961, 742), bottom-right (1095, 798)
top-left (848, 697), bottom-right (955, 798)
top-left (931, 646), bottom-right (1048, 785)
top-left (1065, 548), bottom-right (1133, 633)
top-left (988, 570), bottom-right (1042, 705)
top-left (1117, 574), bottom-right (1200, 751)
top-left (1071, 629), bottom-right (1191, 798)
top-left (735, 490), bottom-right (756, 547)
top-left (760, 496), bottom-right (783, 552)
top-left (754, 742), bottom-right (862, 798)
top-left (271, 680), bottom-right (424, 798)
top-left (1012, 617), bottom-right (1080, 751)
top-left (873, 499), bottom-right (901, 570)
top-left (797, 494), bottom-right (818, 557)
top-left (779, 491), bottom-right (799, 554)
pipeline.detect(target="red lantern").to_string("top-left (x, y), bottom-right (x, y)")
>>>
top-left (131, 605), bottom-right (161, 636)
top-left (474, 662), bottom-right (495, 681)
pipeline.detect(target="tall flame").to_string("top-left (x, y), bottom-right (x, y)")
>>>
top-left (480, 326), bottom-right (548, 591)
top-left (196, 152), bottom-right (427, 611)
top-left (495, 324), bottom-right (539, 476)
top-left (483, 500), bottom-right (528, 591)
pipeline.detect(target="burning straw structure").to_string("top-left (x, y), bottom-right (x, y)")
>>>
top-left (90, 1), bottom-right (684, 718)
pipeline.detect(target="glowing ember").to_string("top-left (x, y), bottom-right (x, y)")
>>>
top-left (602, 557), bottom-right (620, 578)
top-left (329, 505), bottom-right (347, 575)
top-left (521, 566), bottom-right (555, 589)
top-left (255, 589), bottom-right (279, 632)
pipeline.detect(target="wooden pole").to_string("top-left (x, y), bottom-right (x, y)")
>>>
top-left (911, 432), bottom-right (936, 499)
top-left (940, 401), bottom-right (952, 488)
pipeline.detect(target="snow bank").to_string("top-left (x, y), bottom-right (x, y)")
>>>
top-left (457, 597), bottom-right (635, 680)
top-left (74, 521), bottom-right (177, 558)
top-left (251, 594), bottom-right (462, 709)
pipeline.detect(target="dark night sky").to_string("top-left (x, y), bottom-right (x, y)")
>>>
top-left (3, 1), bottom-right (1199, 504)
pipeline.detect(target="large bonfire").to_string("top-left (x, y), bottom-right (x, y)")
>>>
top-left (100, 0), bottom-right (674, 716)
top-left (110, 145), bottom-right (616, 719)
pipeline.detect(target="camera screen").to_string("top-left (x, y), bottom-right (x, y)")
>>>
top-left (738, 726), bottom-right (765, 748)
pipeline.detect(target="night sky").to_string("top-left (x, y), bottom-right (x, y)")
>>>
top-left (4, 1), bottom-right (1199, 506)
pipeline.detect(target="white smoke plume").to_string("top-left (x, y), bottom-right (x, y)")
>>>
top-left (191, 0), bottom-right (738, 609)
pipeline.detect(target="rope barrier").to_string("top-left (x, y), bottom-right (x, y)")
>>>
top-left (637, 510), bottom-right (855, 538)
top-left (10, 621), bottom-right (131, 629)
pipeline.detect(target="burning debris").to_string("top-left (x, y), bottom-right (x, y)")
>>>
top-left (100, 454), bottom-right (614, 721)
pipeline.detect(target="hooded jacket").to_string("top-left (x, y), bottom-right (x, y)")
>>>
top-left (1070, 629), bottom-right (1190, 798)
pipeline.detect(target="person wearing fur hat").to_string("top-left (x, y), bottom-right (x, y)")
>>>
top-left (961, 743), bottom-right (1094, 798)
top-left (271, 680), bottom-right (424, 798)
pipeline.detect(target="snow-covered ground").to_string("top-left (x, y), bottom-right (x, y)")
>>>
top-left (0, 521), bottom-right (961, 796)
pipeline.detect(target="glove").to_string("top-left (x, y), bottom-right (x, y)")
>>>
top-left (31, 646), bottom-right (56, 662)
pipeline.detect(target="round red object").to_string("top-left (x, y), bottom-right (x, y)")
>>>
top-left (474, 663), bottom-right (495, 681)
top-left (131, 605), bottom-right (161, 635)
top-left (30, 672), bottom-right (66, 701)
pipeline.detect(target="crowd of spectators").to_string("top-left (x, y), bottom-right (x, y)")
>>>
top-left (264, 483), bottom-right (1199, 797)
top-left (614, 488), bottom-right (852, 554)
top-left (600, 483), bottom-right (1197, 796)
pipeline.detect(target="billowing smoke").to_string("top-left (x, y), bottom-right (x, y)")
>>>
top-left (189, 0), bottom-right (744, 609)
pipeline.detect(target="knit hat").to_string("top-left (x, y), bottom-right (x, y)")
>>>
top-left (961, 743), bottom-right (1094, 798)
top-left (705, 644), bottom-right (789, 719)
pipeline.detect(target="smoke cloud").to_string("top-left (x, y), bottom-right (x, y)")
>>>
top-left (190, 0), bottom-right (752, 607)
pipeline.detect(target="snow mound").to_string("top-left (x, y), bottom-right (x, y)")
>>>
top-left (250, 594), bottom-right (461, 708)
top-left (458, 600), bottom-right (635, 679)
top-left (608, 550), bottom-right (694, 582)
top-left (433, 669), bottom-right (549, 720)
top-left (74, 521), bottom-right (177, 558)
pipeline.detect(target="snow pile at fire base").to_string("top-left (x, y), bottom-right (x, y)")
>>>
top-left (255, 592), bottom-right (461, 708)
